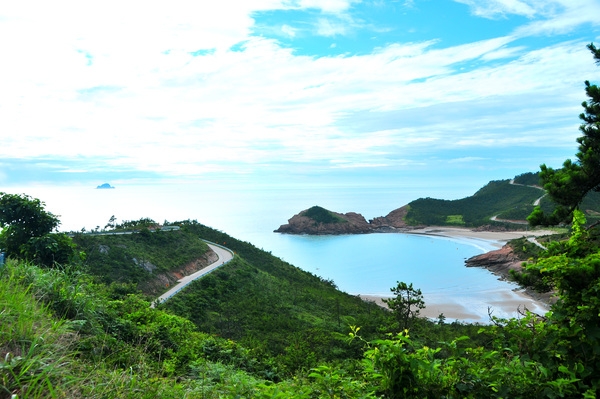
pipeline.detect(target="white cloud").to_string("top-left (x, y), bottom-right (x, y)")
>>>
top-left (295, 0), bottom-right (360, 14)
top-left (0, 1), bottom-right (598, 182)
top-left (281, 24), bottom-right (297, 37)
top-left (456, 0), bottom-right (600, 37)
top-left (454, 0), bottom-right (558, 19)
top-left (316, 17), bottom-right (350, 36)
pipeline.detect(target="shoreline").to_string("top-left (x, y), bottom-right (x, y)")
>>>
top-left (359, 226), bottom-right (556, 323)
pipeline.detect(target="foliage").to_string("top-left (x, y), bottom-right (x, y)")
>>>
top-left (21, 233), bottom-right (81, 267)
top-left (71, 229), bottom-right (209, 290)
top-left (530, 43), bottom-right (600, 225)
top-left (445, 214), bottom-right (465, 225)
top-left (383, 282), bottom-right (425, 331)
top-left (513, 172), bottom-right (542, 186)
top-left (0, 262), bottom-right (79, 398)
top-left (405, 178), bottom-right (543, 227)
top-left (0, 192), bottom-right (76, 267)
top-left (114, 217), bottom-right (160, 230)
top-left (303, 206), bottom-right (347, 224)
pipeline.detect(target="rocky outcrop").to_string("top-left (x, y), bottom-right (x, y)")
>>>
top-left (369, 207), bottom-right (410, 229)
top-left (275, 210), bottom-right (372, 235)
top-left (465, 244), bottom-right (524, 277)
top-left (275, 205), bottom-right (411, 235)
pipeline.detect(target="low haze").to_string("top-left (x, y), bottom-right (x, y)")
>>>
top-left (1, 0), bottom-right (599, 197)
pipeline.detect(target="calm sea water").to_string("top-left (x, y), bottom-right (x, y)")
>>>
top-left (6, 183), bottom-right (544, 323)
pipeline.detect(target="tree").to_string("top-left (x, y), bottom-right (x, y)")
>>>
top-left (0, 192), bottom-right (77, 267)
top-left (529, 43), bottom-right (600, 226)
top-left (0, 193), bottom-right (60, 256)
top-left (383, 281), bottom-right (425, 330)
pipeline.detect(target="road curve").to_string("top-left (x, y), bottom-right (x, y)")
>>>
top-left (152, 241), bottom-right (234, 307)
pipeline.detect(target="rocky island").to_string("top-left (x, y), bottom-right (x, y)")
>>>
top-left (97, 183), bottom-right (115, 189)
top-left (274, 205), bottom-right (411, 235)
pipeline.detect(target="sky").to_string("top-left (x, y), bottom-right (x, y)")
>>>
top-left (1, 0), bottom-right (600, 197)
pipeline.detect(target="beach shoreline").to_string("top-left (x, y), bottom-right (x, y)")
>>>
top-left (358, 226), bottom-right (556, 323)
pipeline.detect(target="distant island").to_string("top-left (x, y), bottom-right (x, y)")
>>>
top-left (96, 183), bottom-right (115, 189)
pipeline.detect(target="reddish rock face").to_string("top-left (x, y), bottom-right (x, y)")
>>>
top-left (369, 207), bottom-right (409, 229)
top-left (274, 210), bottom-right (372, 235)
top-left (274, 205), bottom-right (410, 235)
top-left (465, 244), bottom-right (524, 276)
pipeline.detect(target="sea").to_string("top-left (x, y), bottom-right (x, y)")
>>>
top-left (5, 182), bottom-right (549, 323)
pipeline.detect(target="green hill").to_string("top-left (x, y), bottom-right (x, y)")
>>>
top-left (405, 178), bottom-right (543, 227)
top-left (71, 227), bottom-right (210, 296)
top-left (404, 172), bottom-right (600, 227)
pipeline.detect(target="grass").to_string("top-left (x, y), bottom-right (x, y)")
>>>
top-left (303, 206), bottom-right (347, 224)
top-left (0, 260), bottom-right (79, 398)
top-left (445, 215), bottom-right (465, 225)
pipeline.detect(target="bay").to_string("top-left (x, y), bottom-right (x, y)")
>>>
top-left (4, 182), bottom-right (547, 323)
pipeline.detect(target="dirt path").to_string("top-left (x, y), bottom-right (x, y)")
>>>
top-left (152, 241), bottom-right (234, 307)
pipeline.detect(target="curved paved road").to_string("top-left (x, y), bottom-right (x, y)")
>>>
top-left (152, 241), bottom-right (234, 307)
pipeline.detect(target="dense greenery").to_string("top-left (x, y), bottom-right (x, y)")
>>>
top-left (529, 44), bottom-right (600, 226)
top-left (405, 178), bottom-right (543, 227)
top-left (513, 172), bottom-right (541, 186)
top-left (400, 170), bottom-right (600, 227)
top-left (161, 220), bottom-right (388, 373)
top-left (303, 206), bottom-right (347, 224)
top-left (71, 228), bottom-right (209, 289)
top-left (0, 192), bottom-right (78, 267)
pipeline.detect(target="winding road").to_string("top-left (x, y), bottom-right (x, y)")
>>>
top-left (152, 241), bottom-right (234, 307)
top-left (489, 180), bottom-right (548, 249)
top-left (490, 179), bottom-right (546, 225)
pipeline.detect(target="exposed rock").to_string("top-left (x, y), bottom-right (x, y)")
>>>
top-left (133, 257), bottom-right (157, 272)
top-left (369, 206), bottom-right (410, 229)
top-left (275, 205), bottom-right (411, 235)
top-left (465, 244), bottom-right (524, 276)
top-left (275, 209), bottom-right (372, 235)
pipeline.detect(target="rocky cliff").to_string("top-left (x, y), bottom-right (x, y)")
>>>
top-left (274, 205), bottom-right (411, 235)
top-left (465, 244), bottom-right (524, 277)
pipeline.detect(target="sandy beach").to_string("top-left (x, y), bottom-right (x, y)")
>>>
top-left (360, 226), bottom-right (556, 323)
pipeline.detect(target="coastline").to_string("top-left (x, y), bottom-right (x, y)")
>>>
top-left (359, 226), bottom-right (556, 323)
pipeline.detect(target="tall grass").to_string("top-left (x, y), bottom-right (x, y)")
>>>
top-left (0, 260), bottom-right (279, 398)
top-left (0, 260), bottom-right (79, 398)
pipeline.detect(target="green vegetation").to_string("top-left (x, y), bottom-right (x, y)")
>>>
top-left (445, 215), bottom-right (465, 225)
top-left (405, 178), bottom-right (543, 227)
top-left (382, 282), bottom-right (425, 330)
top-left (3, 191), bottom-right (600, 396)
top-left (513, 172), bottom-right (541, 186)
top-left (0, 192), bottom-right (78, 267)
top-left (71, 228), bottom-right (209, 291)
top-left (303, 206), bottom-right (347, 224)
top-left (529, 44), bottom-right (600, 226)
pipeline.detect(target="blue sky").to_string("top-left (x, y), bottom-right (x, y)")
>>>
top-left (1, 0), bottom-right (599, 198)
